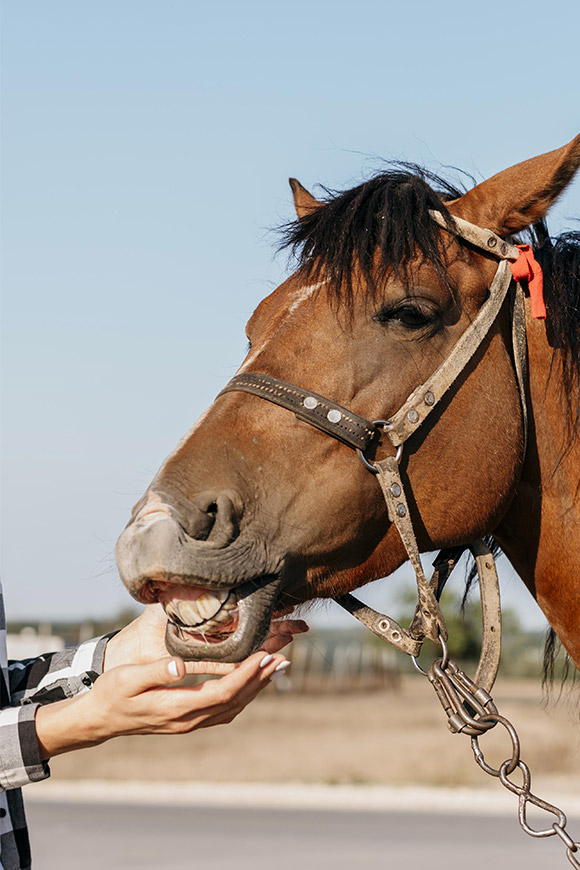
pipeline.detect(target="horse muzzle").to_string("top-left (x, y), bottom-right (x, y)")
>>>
top-left (115, 507), bottom-right (283, 661)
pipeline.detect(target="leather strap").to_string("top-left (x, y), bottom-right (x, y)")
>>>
top-left (429, 210), bottom-right (520, 261)
top-left (218, 372), bottom-right (377, 452)
top-left (470, 540), bottom-right (502, 692)
top-left (339, 539), bottom-right (502, 692)
top-left (374, 456), bottom-right (446, 643)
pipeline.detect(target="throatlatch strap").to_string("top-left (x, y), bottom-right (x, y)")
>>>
top-left (218, 372), bottom-right (377, 452)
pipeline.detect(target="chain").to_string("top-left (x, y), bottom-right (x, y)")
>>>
top-left (421, 648), bottom-right (580, 867)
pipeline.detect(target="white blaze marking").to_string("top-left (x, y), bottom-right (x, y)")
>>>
top-left (239, 281), bottom-right (324, 371)
top-left (153, 406), bottom-right (213, 478)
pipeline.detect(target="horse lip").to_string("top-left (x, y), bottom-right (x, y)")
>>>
top-left (163, 575), bottom-right (282, 662)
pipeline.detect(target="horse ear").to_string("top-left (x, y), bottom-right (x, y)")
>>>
top-left (448, 134), bottom-right (580, 235)
top-left (289, 177), bottom-right (322, 220)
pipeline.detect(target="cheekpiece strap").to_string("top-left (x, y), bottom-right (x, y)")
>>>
top-left (374, 456), bottom-right (447, 644)
top-left (218, 372), bottom-right (378, 452)
top-left (383, 258), bottom-right (514, 448)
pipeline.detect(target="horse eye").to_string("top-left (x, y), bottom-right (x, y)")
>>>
top-left (373, 304), bottom-right (436, 330)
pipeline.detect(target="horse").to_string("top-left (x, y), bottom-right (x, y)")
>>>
top-left (115, 136), bottom-right (580, 676)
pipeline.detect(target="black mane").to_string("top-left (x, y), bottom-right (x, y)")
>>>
top-left (279, 166), bottom-right (464, 304)
top-left (531, 222), bottom-right (580, 460)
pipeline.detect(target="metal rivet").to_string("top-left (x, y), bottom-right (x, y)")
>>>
top-left (396, 504), bottom-right (406, 517)
top-left (378, 619), bottom-right (390, 632)
top-left (424, 391), bottom-right (435, 406)
top-left (407, 409), bottom-right (419, 423)
top-left (487, 236), bottom-right (497, 248)
top-left (500, 242), bottom-right (508, 256)
top-left (303, 396), bottom-right (318, 410)
top-left (390, 483), bottom-right (401, 497)
top-left (390, 630), bottom-right (401, 641)
top-left (327, 409), bottom-right (342, 424)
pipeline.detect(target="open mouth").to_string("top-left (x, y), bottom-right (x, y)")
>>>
top-left (159, 585), bottom-right (240, 644)
top-left (143, 575), bottom-right (283, 662)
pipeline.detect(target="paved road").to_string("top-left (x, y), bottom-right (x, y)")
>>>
top-left (28, 800), bottom-right (576, 869)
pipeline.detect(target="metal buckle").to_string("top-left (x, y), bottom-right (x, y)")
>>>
top-left (357, 420), bottom-right (403, 472)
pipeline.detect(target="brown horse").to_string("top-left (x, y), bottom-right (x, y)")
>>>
top-left (116, 136), bottom-right (580, 670)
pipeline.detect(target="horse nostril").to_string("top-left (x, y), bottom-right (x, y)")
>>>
top-left (187, 491), bottom-right (240, 547)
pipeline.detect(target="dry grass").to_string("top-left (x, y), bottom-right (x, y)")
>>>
top-left (51, 676), bottom-right (580, 792)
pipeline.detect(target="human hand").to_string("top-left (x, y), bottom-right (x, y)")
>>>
top-left (103, 603), bottom-right (308, 674)
top-left (35, 649), bottom-right (289, 759)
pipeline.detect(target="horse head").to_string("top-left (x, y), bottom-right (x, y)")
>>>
top-left (116, 136), bottom-right (580, 664)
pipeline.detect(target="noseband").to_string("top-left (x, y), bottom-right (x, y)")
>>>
top-left (219, 212), bottom-right (529, 691)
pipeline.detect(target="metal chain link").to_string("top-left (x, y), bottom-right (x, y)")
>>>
top-left (420, 645), bottom-right (580, 867)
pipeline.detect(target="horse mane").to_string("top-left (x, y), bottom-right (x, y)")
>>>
top-left (528, 222), bottom-right (580, 462)
top-left (279, 165), bottom-right (465, 304)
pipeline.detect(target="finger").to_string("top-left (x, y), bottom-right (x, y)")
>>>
top-left (261, 619), bottom-right (308, 654)
top-left (273, 606), bottom-right (294, 617)
top-left (180, 670), bottom-right (272, 730)
top-left (190, 651), bottom-right (287, 706)
top-left (183, 661), bottom-right (237, 676)
top-left (260, 633), bottom-right (294, 654)
top-left (122, 656), bottom-right (186, 694)
top-left (268, 619), bottom-right (309, 636)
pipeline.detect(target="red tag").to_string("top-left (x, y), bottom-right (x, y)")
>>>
top-left (509, 244), bottom-right (546, 320)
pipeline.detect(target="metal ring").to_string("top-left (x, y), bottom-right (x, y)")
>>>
top-left (411, 632), bottom-right (448, 676)
top-left (357, 421), bottom-right (403, 473)
top-left (411, 655), bottom-right (428, 677)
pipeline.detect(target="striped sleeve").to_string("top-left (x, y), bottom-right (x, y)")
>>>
top-left (9, 634), bottom-right (114, 705)
top-left (0, 703), bottom-right (49, 791)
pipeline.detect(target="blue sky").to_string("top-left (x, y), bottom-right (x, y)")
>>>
top-left (1, 1), bottom-right (579, 626)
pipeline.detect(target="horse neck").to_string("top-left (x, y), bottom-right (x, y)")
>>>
top-left (494, 312), bottom-right (580, 666)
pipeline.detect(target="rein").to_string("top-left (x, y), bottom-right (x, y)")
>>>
top-left (219, 210), bottom-right (529, 691)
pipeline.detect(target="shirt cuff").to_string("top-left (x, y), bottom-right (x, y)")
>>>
top-left (0, 703), bottom-right (50, 792)
top-left (23, 632), bottom-right (119, 705)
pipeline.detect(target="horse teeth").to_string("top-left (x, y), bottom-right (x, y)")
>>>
top-left (196, 590), bottom-right (229, 620)
top-left (212, 607), bottom-right (234, 625)
top-left (166, 589), bottom-right (235, 629)
top-left (174, 600), bottom-right (205, 626)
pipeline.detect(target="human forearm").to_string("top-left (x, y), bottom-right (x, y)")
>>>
top-left (34, 693), bottom-right (104, 760)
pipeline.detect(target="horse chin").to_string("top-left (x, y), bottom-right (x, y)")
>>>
top-left (163, 575), bottom-right (282, 662)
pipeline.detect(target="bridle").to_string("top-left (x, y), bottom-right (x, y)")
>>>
top-left (218, 213), bottom-right (580, 858)
top-left (219, 210), bottom-right (529, 692)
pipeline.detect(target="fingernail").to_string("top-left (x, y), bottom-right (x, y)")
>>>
top-left (269, 669), bottom-right (285, 681)
top-left (274, 660), bottom-right (291, 672)
top-left (167, 660), bottom-right (179, 677)
top-left (259, 654), bottom-right (274, 669)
